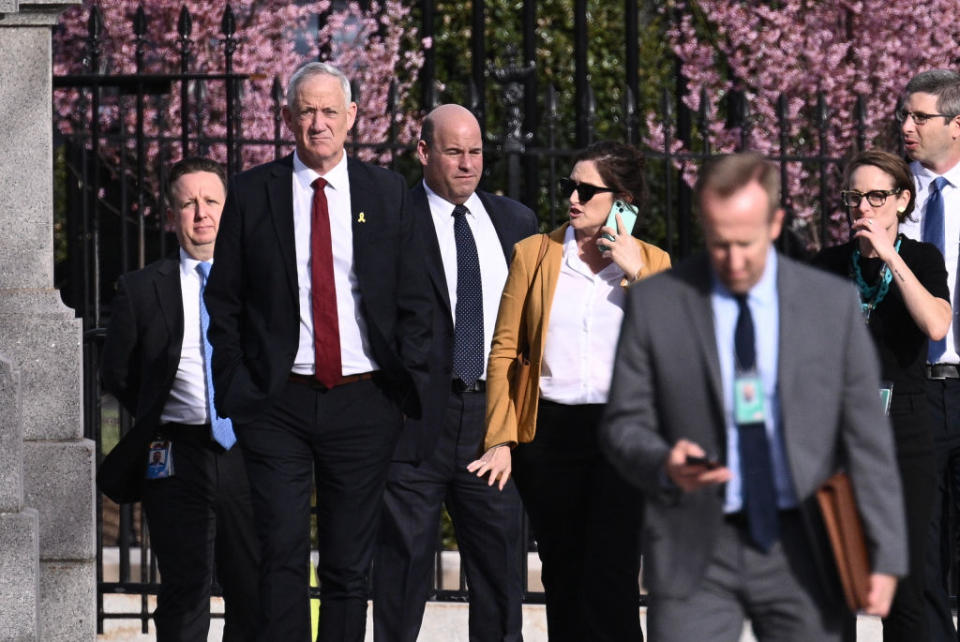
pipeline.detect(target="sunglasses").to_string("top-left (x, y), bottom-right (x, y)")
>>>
top-left (558, 177), bottom-right (615, 203)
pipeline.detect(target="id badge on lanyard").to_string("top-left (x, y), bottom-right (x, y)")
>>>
top-left (734, 371), bottom-right (767, 425)
top-left (145, 440), bottom-right (174, 479)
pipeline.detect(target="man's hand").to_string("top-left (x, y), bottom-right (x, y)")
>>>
top-left (863, 573), bottom-right (897, 617)
top-left (664, 439), bottom-right (732, 492)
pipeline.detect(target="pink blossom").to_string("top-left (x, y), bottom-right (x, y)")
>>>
top-left (647, 0), bottom-right (960, 248)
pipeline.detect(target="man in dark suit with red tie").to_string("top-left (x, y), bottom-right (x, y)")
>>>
top-left (204, 62), bottom-right (432, 641)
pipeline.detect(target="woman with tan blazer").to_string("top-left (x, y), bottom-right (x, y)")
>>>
top-left (468, 141), bottom-right (671, 641)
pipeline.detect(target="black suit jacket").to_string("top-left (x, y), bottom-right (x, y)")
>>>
top-left (99, 255), bottom-right (185, 503)
top-left (204, 154), bottom-right (432, 424)
top-left (391, 183), bottom-right (538, 463)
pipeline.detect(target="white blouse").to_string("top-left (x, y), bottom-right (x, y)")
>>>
top-left (538, 226), bottom-right (626, 405)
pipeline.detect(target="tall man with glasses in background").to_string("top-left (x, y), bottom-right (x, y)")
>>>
top-left (204, 62), bottom-right (432, 641)
top-left (898, 69), bottom-right (960, 642)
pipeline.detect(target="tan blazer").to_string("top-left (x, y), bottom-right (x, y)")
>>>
top-left (484, 223), bottom-right (672, 450)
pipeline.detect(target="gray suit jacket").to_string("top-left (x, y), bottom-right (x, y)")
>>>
top-left (600, 252), bottom-right (907, 599)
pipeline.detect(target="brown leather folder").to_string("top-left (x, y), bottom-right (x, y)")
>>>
top-left (816, 471), bottom-right (871, 611)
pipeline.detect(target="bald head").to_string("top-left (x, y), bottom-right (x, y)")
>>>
top-left (417, 104), bottom-right (483, 204)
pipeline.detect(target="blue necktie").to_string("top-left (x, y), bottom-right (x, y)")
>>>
top-left (734, 294), bottom-right (778, 552)
top-left (452, 205), bottom-right (484, 387)
top-left (196, 262), bottom-right (236, 449)
top-left (924, 177), bottom-right (949, 363)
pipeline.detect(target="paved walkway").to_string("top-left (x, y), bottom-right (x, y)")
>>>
top-left (98, 595), bottom-right (887, 641)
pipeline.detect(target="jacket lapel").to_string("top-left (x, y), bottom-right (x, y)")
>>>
top-left (348, 157), bottom-right (374, 272)
top-left (477, 191), bottom-right (514, 262)
top-left (411, 182), bottom-right (451, 316)
top-left (266, 155), bottom-right (298, 305)
top-left (682, 257), bottom-right (725, 440)
top-left (776, 256), bottom-right (802, 442)
top-left (153, 254), bottom-right (184, 374)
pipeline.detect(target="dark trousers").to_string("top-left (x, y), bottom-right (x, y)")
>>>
top-left (878, 391), bottom-right (936, 641)
top-left (884, 449), bottom-right (936, 641)
top-left (511, 400), bottom-right (643, 642)
top-left (923, 378), bottom-right (960, 642)
top-left (237, 377), bottom-right (402, 642)
top-left (373, 388), bottom-right (525, 642)
top-left (142, 423), bottom-right (260, 642)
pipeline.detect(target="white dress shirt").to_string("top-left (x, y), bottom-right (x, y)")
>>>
top-left (160, 248), bottom-right (210, 426)
top-left (291, 151), bottom-right (378, 376)
top-left (900, 160), bottom-right (960, 364)
top-left (539, 225), bottom-right (626, 404)
top-left (424, 182), bottom-right (508, 381)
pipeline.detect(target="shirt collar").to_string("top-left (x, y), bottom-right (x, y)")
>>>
top-left (711, 245), bottom-right (778, 306)
top-left (423, 180), bottom-right (482, 218)
top-left (561, 223), bottom-right (626, 280)
top-left (178, 247), bottom-right (209, 276)
top-left (293, 149), bottom-right (349, 194)
top-left (912, 159), bottom-right (960, 192)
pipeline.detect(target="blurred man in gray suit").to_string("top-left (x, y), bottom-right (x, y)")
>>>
top-left (600, 152), bottom-right (907, 641)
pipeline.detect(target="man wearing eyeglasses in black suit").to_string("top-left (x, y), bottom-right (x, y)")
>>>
top-left (897, 69), bottom-right (960, 642)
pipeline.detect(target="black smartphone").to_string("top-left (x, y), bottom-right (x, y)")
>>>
top-left (685, 454), bottom-right (720, 469)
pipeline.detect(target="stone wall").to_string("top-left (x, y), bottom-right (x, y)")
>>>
top-left (0, 2), bottom-right (92, 640)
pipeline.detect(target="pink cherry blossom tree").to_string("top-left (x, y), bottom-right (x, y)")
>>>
top-left (53, 1), bottom-right (424, 184)
top-left (651, 0), bottom-right (960, 247)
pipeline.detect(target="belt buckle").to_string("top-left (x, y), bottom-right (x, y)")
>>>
top-left (452, 378), bottom-right (484, 393)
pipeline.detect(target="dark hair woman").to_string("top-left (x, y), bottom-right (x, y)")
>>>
top-left (813, 149), bottom-right (951, 641)
top-left (468, 141), bottom-right (670, 641)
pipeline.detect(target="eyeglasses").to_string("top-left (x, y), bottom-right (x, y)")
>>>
top-left (558, 177), bottom-right (615, 203)
top-left (840, 188), bottom-right (903, 208)
top-left (895, 108), bottom-right (954, 125)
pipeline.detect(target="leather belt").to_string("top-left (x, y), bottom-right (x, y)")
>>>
top-left (452, 378), bottom-right (486, 393)
top-left (289, 371), bottom-right (377, 389)
top-left (926, 363), bottom-right (960, 380)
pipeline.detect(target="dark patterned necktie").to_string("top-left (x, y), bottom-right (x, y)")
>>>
top-left (452, 205), bottom-right (484, 386)
top-left (734, 294), bottom-right (778, 551)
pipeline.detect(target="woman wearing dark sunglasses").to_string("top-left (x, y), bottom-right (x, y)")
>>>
top-left (813, 150), bottom-right (950, 642)
top-left (468, 141), bottom-right (670, 641)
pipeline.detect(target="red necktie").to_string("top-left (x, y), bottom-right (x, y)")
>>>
top-left (310, 177), bottom-right (341, 387)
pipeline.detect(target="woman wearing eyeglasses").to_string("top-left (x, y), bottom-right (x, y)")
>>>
top-left (813, 150), bottom-right (950, 641)
top-left (467, 141), bottom-right (670, 641)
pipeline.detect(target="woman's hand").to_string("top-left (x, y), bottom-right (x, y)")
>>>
top-left (598, 211), bottom-right (644, 280)
top-left (467, 445), bottom-right (513, 491)
top-left (851, 217), bottom-right (897, 263)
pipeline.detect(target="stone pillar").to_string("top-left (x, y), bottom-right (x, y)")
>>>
top-left (0, 1), bottom-right (91, 641)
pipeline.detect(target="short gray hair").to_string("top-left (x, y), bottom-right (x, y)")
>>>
top-left (904, 69), bottom-right (960, 116)
top-left (285, 62), bottom-right (352, 110)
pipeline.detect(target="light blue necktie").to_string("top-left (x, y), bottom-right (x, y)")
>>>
top-left (196, 262), bottom-right (236, 449)
top-left (924, 177), bottom-right (949, 363)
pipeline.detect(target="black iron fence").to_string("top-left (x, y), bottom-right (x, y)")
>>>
top-left (54, 1), bottom-right (926, 635)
